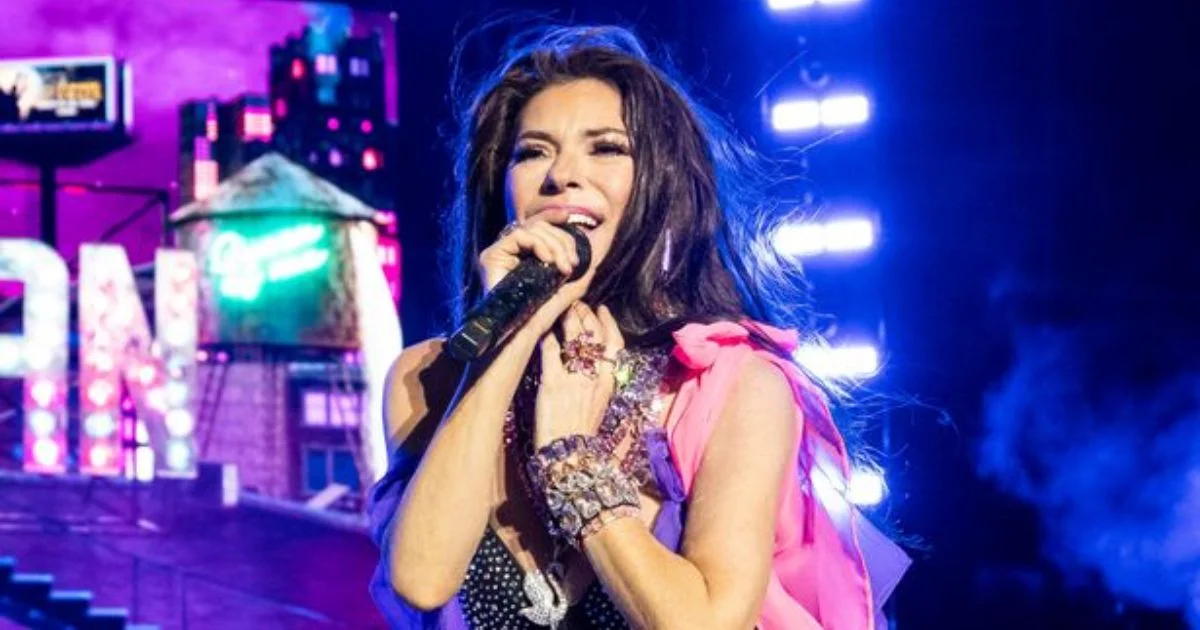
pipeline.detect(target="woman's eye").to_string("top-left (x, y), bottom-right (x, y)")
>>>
top-left (593, 141), bottom-right (630, 156)
top-left (512, 146), bottom-right (545, 162)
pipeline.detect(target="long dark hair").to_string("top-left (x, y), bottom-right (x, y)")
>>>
top-left (442, 24), bottom-right (888, 496)
top-left (443, 25), bottom-right (814, 355)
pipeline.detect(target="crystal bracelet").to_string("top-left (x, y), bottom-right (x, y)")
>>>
top-left (527, 434), bottom-right (642, 548)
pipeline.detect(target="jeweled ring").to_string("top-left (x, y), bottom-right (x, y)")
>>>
top-left (500, 221), bottom-right (521, 238)
top-left (561, 330), bottom-right (608, 379)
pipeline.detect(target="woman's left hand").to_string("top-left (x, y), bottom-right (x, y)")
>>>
top-left (534, 302), bottom-right (625, 449)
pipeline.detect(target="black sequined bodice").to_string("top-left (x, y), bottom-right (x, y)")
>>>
top-left (459, 526), bottom-right (630, 629)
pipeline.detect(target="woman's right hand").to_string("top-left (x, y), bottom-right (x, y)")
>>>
top-left (476, 220), bottom-right (594, 342)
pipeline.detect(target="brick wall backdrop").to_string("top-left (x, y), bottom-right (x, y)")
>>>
top-left (195, 361), bottom-right (291, 498)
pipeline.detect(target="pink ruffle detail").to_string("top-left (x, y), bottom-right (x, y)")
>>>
top-left (665, 319), bottom-right (876, 630)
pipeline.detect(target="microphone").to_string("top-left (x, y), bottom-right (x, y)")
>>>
top-left (446, 225), bottom-right (592, 362)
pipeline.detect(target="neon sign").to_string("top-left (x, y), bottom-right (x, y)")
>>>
top-left (207, 223), bottom-right (330, 301)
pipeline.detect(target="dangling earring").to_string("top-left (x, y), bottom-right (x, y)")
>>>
top-left (660, 229), bottom-right (672, 276)
top-left (653, 230), bottom-right (680, 318)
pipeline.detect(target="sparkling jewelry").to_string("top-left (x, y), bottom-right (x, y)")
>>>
top-left (518, 563), bottom-right (568, 627)
top-left (561, 330), bottom-right (609, 379)
top-left (500, 346), bottom-right (672, 619)
top-left (527, 434), bottom-right (642, 548)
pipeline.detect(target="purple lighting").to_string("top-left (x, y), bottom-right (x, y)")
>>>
top-left (0, 0), bottom-right (398, 267)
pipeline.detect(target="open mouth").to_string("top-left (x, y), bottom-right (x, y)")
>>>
top-left (565, 213), bottom-right (600, 231)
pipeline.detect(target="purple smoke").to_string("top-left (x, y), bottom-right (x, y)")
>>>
top-left (979, 325), bottom-right (1200, 626)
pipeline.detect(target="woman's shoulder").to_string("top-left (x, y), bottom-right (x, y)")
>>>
top-left (390, 337), bottom-right (447, 371)
top-left (384, 337), bottom-right (463, 453)
top-left (386, 337), bottom-right (460, 398)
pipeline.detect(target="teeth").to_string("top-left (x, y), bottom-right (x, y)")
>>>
top-left (566, 214), bottom-right (599, 229)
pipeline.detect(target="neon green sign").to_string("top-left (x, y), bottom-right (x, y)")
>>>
top-left (208, 223), bottom-right (330, 301)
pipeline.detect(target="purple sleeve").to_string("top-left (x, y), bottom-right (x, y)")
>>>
top-left (366, 449), bottom-right (468, 629)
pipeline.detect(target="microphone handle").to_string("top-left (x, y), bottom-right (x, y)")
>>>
top-left (446, 225), bottom-right (592, 363)
top-left (446, 259), bottom-right (565, 362)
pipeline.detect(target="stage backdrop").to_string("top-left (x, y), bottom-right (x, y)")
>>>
top-left (0, 0), bottom-right (396, 277)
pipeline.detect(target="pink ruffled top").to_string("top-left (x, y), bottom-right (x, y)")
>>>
top-left (666, 319), bottom-right (909, 630)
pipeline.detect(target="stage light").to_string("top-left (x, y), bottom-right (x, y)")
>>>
top-left (193, 159), bottom-right (218, 201)
top-left (26, 293), bottom-right (60, 319)
top-left (811, 463), bottom-right (887, 515)
top-left (771, 94), bottom-right (871, 132)
top-left (138, 364), bottom-right (157, 386)
top-left (88, 444), bottom-right (113, 470)
top-left (363, 148), bottom-right (381, 171)
top-left (773, 222), bottom-right (824, 257)
top-left (770, 0), bottom-right (815, 8)
top-left (166, 381), bottom-right (189, 407)
top-left (1, 239), bottom-right (69, 474)
top-left (25, 325), bottom-right (63, 355)
top-left (165, 409), bottom-right (194, 437)
top-left (165, 440), bottom-right (192, 471)
top-left (794, 343), bottom-right (880, 379)
top-left (242, 111), bottom-right (273, 141)
top-left (327, 117), bottom-right (340, 131)
top-left (27, 410), bottom-right (56, 437)
top-left (820, 95), bottom-right (870, 127)
top-left (23, 342), bottom-right (52, 371)
top-left (329, 148), bottom-right (344, 167)
top-left (360, 119), bottom-right (373, 134)
top-left (128, 447), bottom-right (155, 483)
top-left (79, 245), bottom-right (199, 477)
top-left (768, 0), bottom-right (861, 10)
top-left (32, 438), bottom-right (60, 468)
top-left (847, 468), bottom-right (887, 507)
top-left (163, 321), bottom-right (193, 348)
top-left (30, 378), bottom-right (55, 408)
top-left (809, 460), bottom-right (858, 519)
top-left (111, 299), bottom-right (138, 327)
top-left (822, 217), bottom-right (874, 253)
top-left (773, 216), bottom-right (875, 258)
top-left (771, 100), bottom-right (821, 132)
top-left (0, 337), bottom-right (21, 374)
top-left (84, 412), bottom-right (116, 438)
top-left (88, 350), bottom-right (115, 372)
top-left (290, 59), bottom-right (305, 79)
top-left (315, 54), bottom-right (337, 75)
top-left (87, 380), bottom-right (115, 406)
top-left (145, 387), bottom-right (167, 413)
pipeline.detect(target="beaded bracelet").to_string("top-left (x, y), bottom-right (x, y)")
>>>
top-left (527, 434), bottom-right (642, 548)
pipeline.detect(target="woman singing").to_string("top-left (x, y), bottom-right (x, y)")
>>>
top-left (369, 25), bottom-right (906, 629)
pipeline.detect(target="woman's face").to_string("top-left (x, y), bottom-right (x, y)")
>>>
top-left (505, 78), bottom-right (635, 270)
